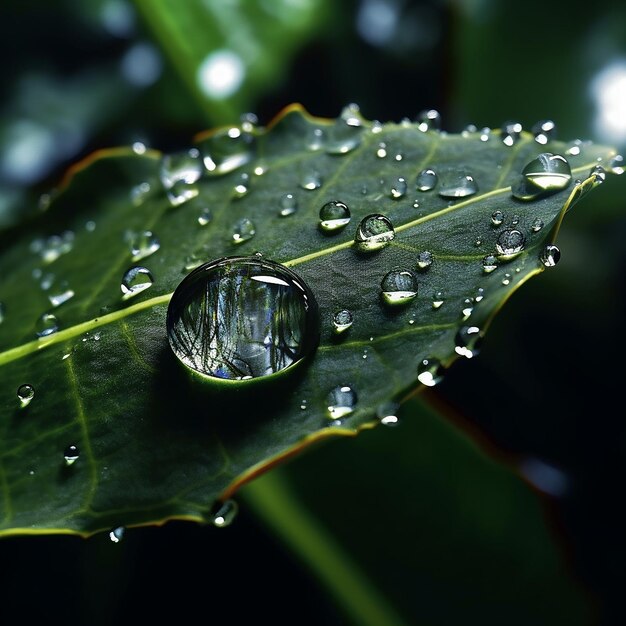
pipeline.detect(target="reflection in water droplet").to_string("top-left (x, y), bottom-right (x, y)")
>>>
top-left (300, 171), bottom-right (322, 190)
top-left (417, 251), bottom-right (433, 270)
top-left (491, 210), bottom-right (504, 226)
top-left (532, 120), bottom-right (556, 145)
top-left (17, 384), bottom-right (35, 408)
top-left (381, 269), bottom-right (418, 305)
top-left (390, 177), bottom-right (407, 199)
top-left (417, 357), bottom-right (443, 387)
top-left (354, 214), bottom-right (395, 251)
top-left (417, 109), bottom-right (441, 132)
top-left (501, 121), bottom-right (522, 146)
top-left (496, 229), bottom-right (525, 257)
top-left (438, 170), bottom-right (478, 199)
top-left (531, 218), bottom-right (544, 232)
top-left (327, 385), bottom-right (357, 419)
top-left (130, 230), bottom-right (160, 261)
top-left (333, 309), bottom-right (353, 334)
top-left (121, 266), bottom-right (154, 300)
top-left (482, 255), bottom-right (499, 273)
top-left (167, 257), bottom-right (319, 381)
top-left (454, 325), bottom-right (482, 359)
top-left (109, 527), bottom-right (125, 543)
top-left (211, 500), bottom-right (238, 527)
top-left (376, 402), bottom-right (399, 426)
top-left (279, 193), bottom-right (298, 217)
top-left (540, 244), bottom-right (561, 267)
top-left (512, 153), bottom-right (571, 200)
top-left (36, 312), bottom-right (60, 337)
top-left (64, 445), bottom-right (79, 466)
top-left (198, 207), bottom-right (212, 226)
top-left (416, 168), bottom-right (438, 191)
top-left (232, 218), bottom-right (256, 244)
top-left (319, 201), bottom-right (351, 232)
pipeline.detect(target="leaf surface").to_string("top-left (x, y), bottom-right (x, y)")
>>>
top-left (0, 105), bottom-right (619, 535)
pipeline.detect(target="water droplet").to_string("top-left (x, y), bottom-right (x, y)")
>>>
top-left (501, 121), bottom-right (522, 146)
top-left (532, 120), bottom-right (556, 145)
top-left (416, 250), bottom-right (433, 270)
top-left (300, 400), bottom-right (307, 410)
top-left (389, 177), bottom-right (407, 199)
top-left (482, 255), bottom-right (499, 273)
top-left (85, 220), bottom-right (96, 232)
top-left (200, 127), bottom-right (256, 175)
top-left (461, 298), bottom-right (474, 320)
top-left (48, 288), bottom-right (75, 308)
top-left (40, 232), bottom-right (74, 264)
top-left (512, 153), bottom-right (572, 200)
top-left (17, 384), bottom-right (35, 408)
top-left (232, 172), bottom-right (250, 198)
top-left (167, 257), bottom-right (319, 380)
top-left (502, 273), bottom-right (512, 286)
top-left (211, 500), bottom-right (238, 527)
top-left (326, 385), bottom-right (357, 419)
top-left (232, 218), bottom-right (256, 244)
top-left (417, 109), bottom-right (441, 132)
top-left (325, 113), bottom-right (364, 155)
top-left (129, 230), bottom-right (160, 261)
top-left (332, 309), bottom-right (353, 334)
top-left (474, 238), bottom-right (482, 247)
top-left (531, 218), bottom-right (544, 232)
top-left (479, 127), bottom-right (491, 142)
top-left (306, 127), bottom-right (325, 151)
top-left (109, 527), bottom-right (125, 543)
top-left (491, 210), bottom-right (504, 226)
top-left (589, 164), bottom-right (606, 186)
top-left (416, 168), bottom-right (438, 191)
top-left (417, 357), bottom-right (444, 387)
top-left (63, 445), bottom-right (79, 466)
top-left (121, 266), bottom-right (154, 300)
top-left (167, 180), bottom-right (199, 207)
top-left (607, 154), bottom-right (624, 175)
top-left (454, 326), bottom-right (482, 359)
top-left (354, 214), bottom-right (395, 251)
top-left (474, 287), bottom-right (485, 302)
top-left (432, 291), bottom-right (444, 309)
top-left (319, 201), bottom-right (351, 232)
top-left (438, 170), bottom-right (478, 199)
top-left (540, 244), bottom-right (561, 267)
top-left (496, 229), bottom-right (525, 257)
top-left (511, 215), bottom-right (520, 226)
top-left (376, 142), bottom-right (387, 158)
top-left (376, 402), bottom-right (399, 426)
top-left (36, 312), bottom-right (59, 337)
top-left (130, 182), bottom-right (151, 206)
top-left (300, 171), bottom-right (322, 190)
top-left (381, 269), bottom-right (418, 305)
top-left (160, 150), bottom-right (202, 189)
top-left (279, 193), bottom-right (298, 217)
top-left (565, 142), bottom-right (581, 156)
top-left (197, 207), bottom-right (212, 226)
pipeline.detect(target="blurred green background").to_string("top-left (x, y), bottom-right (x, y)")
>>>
top-left (1, 1), bottom-right (625, 624)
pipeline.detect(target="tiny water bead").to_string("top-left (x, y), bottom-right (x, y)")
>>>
top-left (167, 257), bottom-right (319, 381)
top-left (17, 384), bottom-right (35, 408)
top-left (496, 229), bottom-right (525, 257)
top-left (300, 171), bottom-right (322, 190)
top-left (381, 269), bottom-right (418, 305)
top-left (432, 291), bottom-right (444, 309)
top-left (120, 266), bottom-right (154, 300)
top-left (354, 214), bottom-right (395, 251)
top-left (376, 402), bottom-right (400, 426)
top-left (129, 230), bottom-right (160, 261)
top-left (482, 255), bottom-right (499, 273)
top-left (326, 385), bottom-right (357, 419)
top-left (501, 121), bottom-right (522, 146)
top-left (319, 201), bottom-right (351, 232)
top-left (531, 218), bottom-right (544, 232)
top-left (491, 210), bottom-right (504, 226)
top-left (512, 153), bottom-right (572, 200)
top-left (417, 109), bottom-right (441, 132)
top-left (502, 273), bottom-right (512, 286)
top-left (109, 527), bottom-right (125, 543)
top-left (232, 218), bottom-right (256, 244)
top-left (48, 288), bottom-right (75, 308)
top-left (198, 207), bottom-right (212, 226)
top-left (279, 193), bottom-right (298, 217)
top-left (540, 244), bottom-right (561, 267)
top-left (607, 154), bottom-right (624, 175)
top-left (332, 309), bottom-right (353, 334)
top-left (416, 168), bottom-right (438, 191)
top-left (532, 120), bottom-right (556, 145)
top-left (438, 170), bottom-right (478, 199)
top-left (389, 177), bottom-right (407, 199)
top-left (63, 445), bottom-right (79, 466)
top-left (36, 312), bottom-right (60, 337)
top-left (417, 250), bottom-right (433, 270)
top-left (211, 500), bottom-right (238, 527)
top-left (454, 326), bottom-right (483, 359)
top-left (417, 357), bottom-right (444, 387)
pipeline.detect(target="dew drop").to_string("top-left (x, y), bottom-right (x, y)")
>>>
top-left (327, 385), bottom-right (357, 419)
top-left (438, 170), bottom-right (478, 199)
top-left (390, 177), bottom-right (407, 199)
top-left (48, 288), bottom-right (75, 308)
top-left (502, 273), bottom-right (512, 286)
top-left (376, 402), bottom-right (399, 426)
top-left (417, 109), bottom-right (441, 132)
top-left (17, 384), bottom-right (35, 408)
top-left (607, 154), bottom-right (624, 175)
top-left (381, 269), bottom-right (418, 305)
top-left (432, 291), bottom-right (444, 309)
top-left (417, 250), bottom-right (433, 270)
top-left (63, 444), bottom-right (79, 466)
top-left (496, 229), bottom-right (525, 257)
top-left (531, 218), bottom-right (544, 232)
top-left (354, 214), bottom-right (395, 251)
top-left (491, 210), bottom-right (504, 226)
top-left (306, 127), bottom-right (325, 151)
top-left (232, 218), bottom-right (256, 244)
top-left (540, 244), bottom-right (561, 267)
top-left (325, 113), bottom-right (364, 155)
top-left (332, 309), bottom-right (353, 334)
top-left (474, 287), bottom-right (485, 302)
top-left (167, 257), bottom-right (319, 381)
top-left (461, 298), bottom-right (474, 320)
top-left (109, 527), bottom-right (125, 543)
top-left (36, 312), bottom-right (60, 337)
top-left (482, 255), bottom-right (499, 273)
top-left (376, 142), bottom-right (387, 158)
top-left (512, 153), bottom-right (572, 200)
top-left (319, 201), bottom-right (351, 232)
top-left (300, 171), bottom-right (322, 190)
top-left (211, 500), bottom-right (238, 527)
top-left (232, 173), bottom-right (250, 198)
top-left (501, 121), bottom-right (522, 146)
top-left (130, 182), bottom-right (151, 206)
top-left (120, 266), bottom-right (153, 300)
top-left (589, 164), bottom-right (606, 186)
top-left (200, 127), bottom-right (256, 175)
top-left (129, 230), bottom-right (160, 261)
top-left (160, 150), bottom-right (202, 189)
top-left (279, 193), bottom-right (298, 217)
top-left (167, 180), bottom-right (199, 207)
top-left (417, 357), bottom-right (444, 387)
top-left (416, 168), bottom-right (438, 191)
top-left (197, 207), bottom-right (212, 226)
top-left (479, 127), bottom-right (491, 142)
top-left (454, 325), bottom-right (482, 359)
top-left (532, 120), bottom-right (556, 145)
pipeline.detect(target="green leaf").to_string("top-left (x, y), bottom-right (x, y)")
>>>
top-left (0, 105), bottom-right (619, 536)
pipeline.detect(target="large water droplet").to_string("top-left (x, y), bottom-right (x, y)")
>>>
top-left (501, 121), bottom-right (522, 146)
top-left (496, 229), bottom-right (525, 257)
top-left (512, 153), bottom-right (571, 200)
top-left (389, 177), bottom-right (407, 199)
top-left (354, 214), bottom-right (395, 251)
top-left (381, 269), bottom-right (418, 305)
top-left (36, 312), bottom-right (60, 337)
top-left (532, 120), bottom-right (556, 145)
top-left (416, 168), bottom-right (438, 191)
top-left (332, 309), bottom-right (353, 334)
top-left (491, 210), bottom-right (504, 226)
top-left (232, 218), bottom-right (256, 244)
top-left (417, 357), bottom-right (444, 387)
top-left (64, 445), bottom-right (79, 466)
top-left (121, 266), bottom-right (154, 300)
top-left (17, 384), bottom-right (35, 408)
top-left (417, 250), bottom-right (433, 270)
top-left (129, 230), bottom-right (160, 261)
top-left (200, 127), bottom-right (256, 175)
top-left (326, 385), bottom-right (357, 419)
top-left (279, 193), bottom-right (298, 217)
top-left (319, 201), bottom-right (351, 232)
top-left (417, 109), bottom-right (441, 132)
top-left (438, 170), bottom-right (478, 199)
top-left (167, 256), bottom-right (319, 381)
top-left (454, 326), bottom-right (482, 359)
top-left (540, 244), bottom-right (561, 267)
top-left (482, 255), bottom-right (499, 273)
top-left (376, 401), bottom-right (399, 426)
top-left (211, 500), bottom-right (238, 527)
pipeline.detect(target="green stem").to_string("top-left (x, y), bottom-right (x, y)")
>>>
top-left (242, 470), bottom-right (409, 626)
